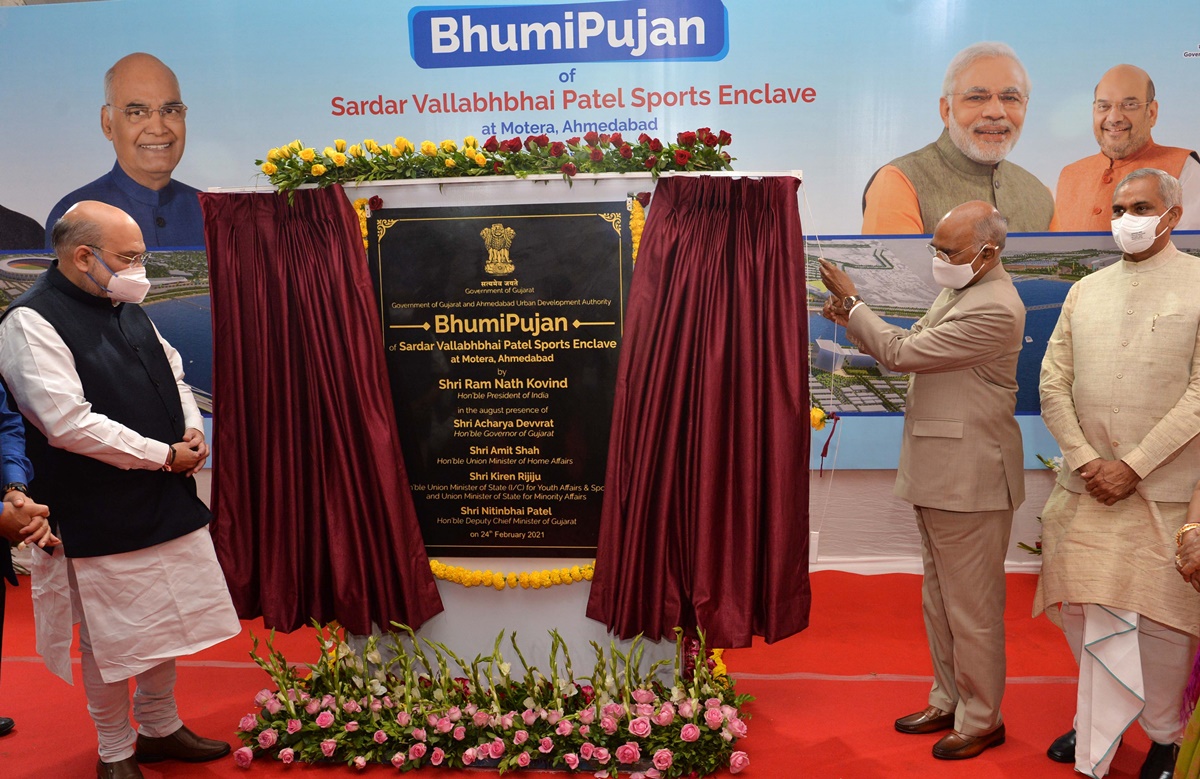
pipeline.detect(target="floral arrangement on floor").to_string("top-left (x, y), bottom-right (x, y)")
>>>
top-left (234, 624), bottom-right (751, 776)
top-left (1017, 454), bottom-right (1064, 555)
top-left (257, 128), bottom-right (734, 192)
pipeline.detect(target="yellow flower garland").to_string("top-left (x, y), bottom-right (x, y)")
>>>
top-left (630, 198), bottom-right (645, 263)
top-left (429, 559), bottom-right (595, 591)
top-left (352, 198), bottom-right (369, 249)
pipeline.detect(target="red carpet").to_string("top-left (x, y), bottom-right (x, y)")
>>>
top-left (0, 572), bottom-right (1161, 778)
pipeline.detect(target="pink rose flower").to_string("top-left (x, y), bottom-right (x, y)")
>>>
top-left (628, 716), bottom-right (652, 738)
top-left (538, 736), bottom-right (554, 753)
top-left (653, 748), bottom-right (673, 770)
top-left (447, 706), bottom-right (462, 722)
top-left (396, 710), bottom-right (412, 727)
top-left (315, 711), bottom-right (334, 728)
top-left (369, 699), bottom-right (382, 712)
top-left (436, 717), bottom-right (452, 733)
top-left (320, 739), bottom-right (337, 758)
top-left (430, 747), bottom-right (445, 766)
top-left (653, 703), bottom-right (675, 727)
top-left (462, 747), bottom-right (477, 765)
top-left (580, 742), bottom-right (595, 760)
top-left (705, 697), bottom-right (722, 709)
top-left (409, 743), bottom-right (427, 761)
top-left (547, 709), bottom-right (562, 725)
top-left (452, 725), bottom-right (466, 741)
top-left (556, 719), bottom-right (574, 736)
top-left (500, 712), bottom-right (516, 729)
top-left (678, 700), bottom-right (696, 718)
top-left (412, 727), bottom-right (427, 741)
top-left (513, 729), bottom-right (529, 745)
top-left (579, 707), bottom-right (596, 725)
top-left (352, 756), bottom-right (366, 770)
top-left (490, 737), bottom-right (506, 758)
top-left (632, 689), bottom-right (656, 704)
top-left (390, 752), bottom-right (405, 768)
top-left (343, 700), bottom-right (361, 714)
top-left (728, 717), bottom-right (748, 738)
top-left (522, 709), bottom-right (539, 726)
top-left (264, 698), bottom-right (283, 715)
top-left (427, 712), bottom-right (439, 727)
top-left (257, 729), bottom-right (277, 749)
top-left (344, 721), bottom-right (359, 732)
top-left (517, 751), bottom-right (531, 767)
top-left (279, 748), bottom-right (295, 764)
top-left (564, 753), bottom-right (580, 769)
top-left (286, 719), bottom-right (302, 734)
top-left (593, 747), bottom-right (611, 765)
top-left (238, 714), bottom-right (257, 732)
top-left (704, 708), bottom-right (724, 729)
top-left (645, 769), bottom-right (662, 779)
top-left (373, 729), bottom-right (387, 744)
top-left (320, 694), bottom-right (336, 709)
top-left (600, 715), bottom-right (618, 735)
top-left (602, 703), bottom-right (625, 718)
top-left (729, 750), bottom-right (750, 774)
top-left (254, 689), bottom-right (273, 706)
top-left (721, 728), bottom-right (733, 742)
top-left (472, 710), bottom-right (490, 728)
top-left (635, 703), bottom-right (655, 717)
top-left (680, 723), bottom-right (701, 742)
top-left (234, 746), bottom-right (253, 768)
top-left (616, 742), bottom-right (641, 764)
top-left (721, 704), bottom-right (738, 720)
top-left (579, 724), bottom-right (590, 737)
top-left (305, 699), bottom-right (321, 715)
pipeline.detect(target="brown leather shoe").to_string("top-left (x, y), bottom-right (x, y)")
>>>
top-left (895, 705), bottom-right (955, 734)
top-left (96, 757), bottom-right (144, 779)
top-left (135, 725), bottom-right (231, 763)
top-left (932, 723), bottom-right (1006, 759)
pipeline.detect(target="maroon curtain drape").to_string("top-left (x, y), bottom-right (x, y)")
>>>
top-left (585, 176), bottom-right (810, 648)
top-left (199, 185), bottom-right (443, 635)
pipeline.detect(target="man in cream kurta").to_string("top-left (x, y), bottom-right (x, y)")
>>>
top-left (1036, 168), bottom-right (1200, 779)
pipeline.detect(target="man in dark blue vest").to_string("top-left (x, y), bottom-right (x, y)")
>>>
top-left (0, 387), bottom-right (55, 740)
top-left (0, 201), bottom-right (239, 779)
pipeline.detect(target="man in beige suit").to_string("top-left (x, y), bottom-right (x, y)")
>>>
top-left (820, 200), bottom-right (1024, 761)
top-left (1036, 168), bottom-right (1200, 779)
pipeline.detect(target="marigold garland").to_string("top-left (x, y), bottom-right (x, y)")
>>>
top-left (430, 559), bottom-right (595, 591)
top-left (630, 198), bottom-right (646, 264)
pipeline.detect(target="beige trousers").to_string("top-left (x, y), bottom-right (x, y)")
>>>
top-left (913, 505), bottom-right (1013, 736)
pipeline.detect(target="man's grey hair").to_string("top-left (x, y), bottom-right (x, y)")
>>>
top-left (973, 209), bottom-right (1009, 251)
top-left (1117, 168), bottom-right (1183, 209)
top-left (51, 213), bottom-right (103, 260)
top-left (943, 41), bottom-right (1029, 97)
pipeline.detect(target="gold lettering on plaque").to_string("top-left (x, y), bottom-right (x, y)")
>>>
top-left (480, 223), bottom-right (517, 276)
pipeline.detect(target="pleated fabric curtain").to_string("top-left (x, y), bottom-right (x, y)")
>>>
top-left (198, 185), bottom-right (443, 635)
top-left (585, 175), bottom-right (811, 648)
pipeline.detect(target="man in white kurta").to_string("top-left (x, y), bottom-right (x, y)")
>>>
top-left (0, 202), bottom-right (239, 779)
top-left (1036, 168), bottom-right (1200, 779)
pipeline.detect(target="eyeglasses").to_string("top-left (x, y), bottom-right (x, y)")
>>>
top-left (1093, 100), bottom-right (1151, 114)
top-left (927, 243), bottom-right (978, 263)
top-left (106, 103), bottom-right (187, 124)
top-left (949, 90), bottom-right (1028, 107)
top-left (89, 245), bottom-right (150, 268)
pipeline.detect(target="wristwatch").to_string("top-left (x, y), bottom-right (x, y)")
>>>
top-left (842, 295), bottom-right (863, 311)
top-left (3, 482), bottom-right (28, 496)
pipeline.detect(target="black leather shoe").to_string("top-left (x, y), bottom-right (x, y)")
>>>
top-left (1140, 741), bottom-right (1179, 779)
top-left (895, 705), bottom-right (955, 734)
top-left (96, 757), bottom-right (144, 779)
top-left (1047, 728), bottom-right (1075, 763)
top-left (0, 716), bottom-right (13, 737)
top-left (135, 725), bottom-right (231, 763)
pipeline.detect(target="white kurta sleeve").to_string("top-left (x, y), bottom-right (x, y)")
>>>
top-left (0, 307), bottom-right (172, 469)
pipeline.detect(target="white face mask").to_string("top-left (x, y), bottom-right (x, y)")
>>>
top-left (88, 249), bottom-right (151, 304)
top-left (931, 245), bottom-right (988, 290)
top-left (1111, 212), bottom-right (1167, 255)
